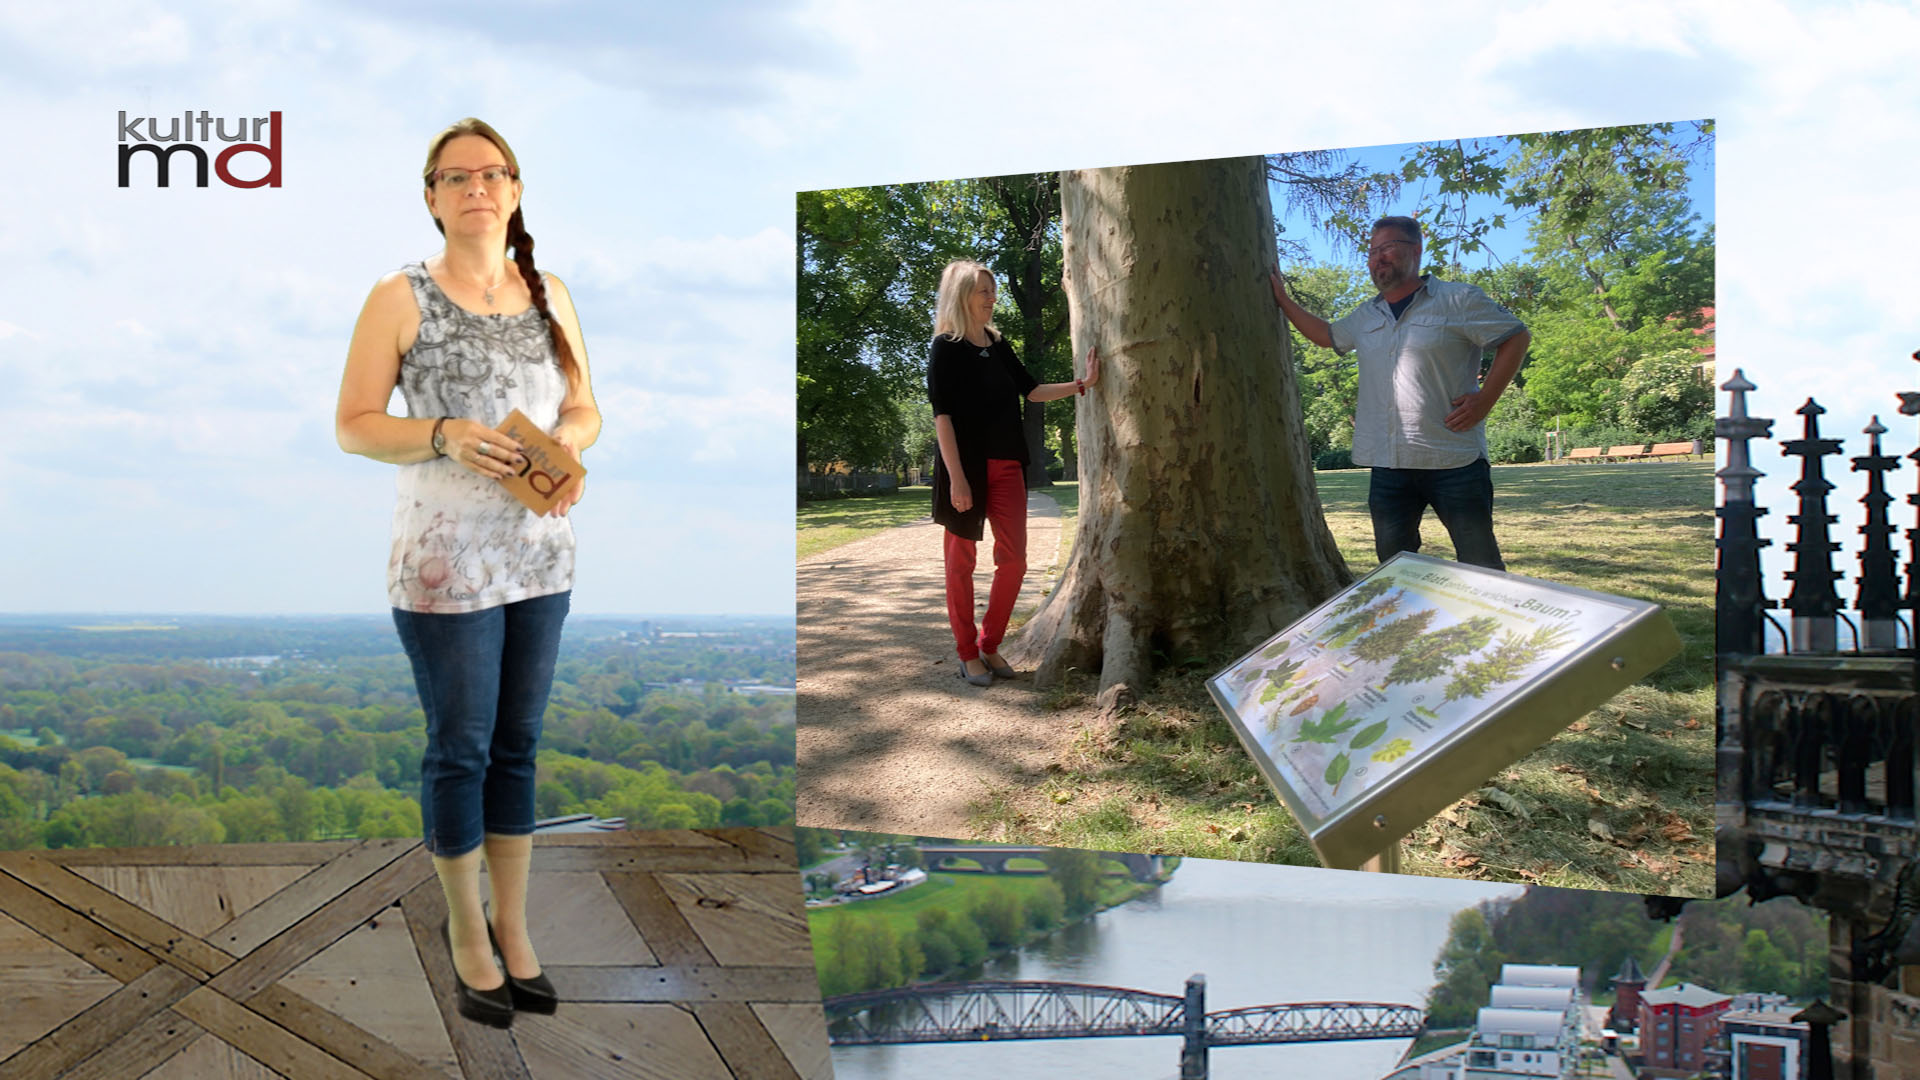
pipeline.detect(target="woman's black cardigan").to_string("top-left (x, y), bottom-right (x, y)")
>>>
top-left (926, 332), bottom-right (1038, 541)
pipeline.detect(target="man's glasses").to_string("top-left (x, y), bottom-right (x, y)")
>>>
top-left (1367, 240), bottom-right (1415, 258)
top-left (430, 165), bottom-right (516, 189)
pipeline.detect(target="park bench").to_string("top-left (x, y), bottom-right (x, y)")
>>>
top-left (1606, 443), bottom-right (1650, 462)
top-left (1649, 440), bottom-right (1703, 460)
top-left (1565, 446), bottom-right (1605, 463)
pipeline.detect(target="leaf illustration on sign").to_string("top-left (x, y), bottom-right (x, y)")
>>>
top-left (1348, 719), bottom-right (1389, 749)
top-left (1260, 638), bottom-right (1292, 660)
top-left (1370, 738), bottom-right (1413, 763)
top-left (1324, 752), bottom-right (1351, 792)
top-left (1294, 702), bottom-right (1361, 743)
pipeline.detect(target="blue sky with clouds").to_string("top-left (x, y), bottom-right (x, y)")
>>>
top-left (1, 1), bottom-right (1915, 618)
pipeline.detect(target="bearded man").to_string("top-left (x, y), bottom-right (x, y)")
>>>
top-left (1270, 215), bottom-right (1530, 570)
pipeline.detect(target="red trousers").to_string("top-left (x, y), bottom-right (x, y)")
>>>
top-left (944, 459), bottom-right (1027, 661)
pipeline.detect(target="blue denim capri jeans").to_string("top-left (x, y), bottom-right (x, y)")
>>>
top-left (392, 590), bottom-right (570, 857)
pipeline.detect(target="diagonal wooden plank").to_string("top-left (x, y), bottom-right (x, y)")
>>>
top-left (537, 847), bottom-right (794, 875)
top-left (173, 986), bottom-right (372, 1080)
top-left (137, 1031), bottom-right (287, 1080)
top-left (397, 878), bottom-right (530, 1080)
top-left (0, 867), bottom-right (159, 984)
top-left (603, 872), bottom-right (715, 966)
top-left (529, 830), bottom-right (732, 849)
top-left (707, 828), bottom-right (797, 867)
top-left (548, 966), bottom-right (822, 1004)
top-left (244, 983), bottom-right (453, 1080)
top-left (658, 874), bottom-right (812, 968)
top-left (0, 963), bottom-right (198, 1080)
top-left (513, 1005), bottom-right (732, 1080)
top-left (44, 841), bottom-right (359, 868)
top-left (68, 864), bottom-right (313, 939)
top-left (748, 1004), bottom-right (834, 1080)
top-left (52, 1001), bottom-right (206, 1080)
top-left (691, 1003), bottom-right (803, 1080)
top-left (208, 845), bottom-right (434, 1003)
top-left (214, 839), bottom-right (418, 956)
top-left (0, 852), bottom-right (233, 978)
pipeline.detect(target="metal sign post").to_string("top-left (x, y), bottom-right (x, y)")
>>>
top-left (1206, 552), bottom-right (1681, 871)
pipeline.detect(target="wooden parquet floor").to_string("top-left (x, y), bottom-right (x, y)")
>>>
top-left (0, 827), bottom-right (830, 1080)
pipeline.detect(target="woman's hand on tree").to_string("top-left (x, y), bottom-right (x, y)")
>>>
top-left (1082, 345), bottom-right (1101, 389)
top-left (444, 419), bottom-right (526, 480)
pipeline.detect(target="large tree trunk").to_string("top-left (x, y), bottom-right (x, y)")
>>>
top-left (1006, 157), bottom-right (1350, 692)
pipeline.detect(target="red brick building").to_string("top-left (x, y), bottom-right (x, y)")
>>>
top-left (1638, 983), bottom-right (1733, 1074)
top-left (1609, 954), bottom-right (1647, 1033)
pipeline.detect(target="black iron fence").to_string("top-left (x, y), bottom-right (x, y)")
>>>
top-left (1718, 363), bottom-right (1920, 897)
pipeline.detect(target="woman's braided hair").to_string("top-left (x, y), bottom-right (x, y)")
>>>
top-left (423, 118), bottom-right (580, 388)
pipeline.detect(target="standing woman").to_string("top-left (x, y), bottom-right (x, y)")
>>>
top-left (928, 260), bottom-right (1098, 686)
top-left (336, 118), bottom-right (599, 1027)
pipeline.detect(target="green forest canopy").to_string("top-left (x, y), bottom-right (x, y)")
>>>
top-left (0, 617), bottom-right (796, 850)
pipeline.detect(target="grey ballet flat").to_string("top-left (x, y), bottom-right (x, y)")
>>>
top-left (958, 658), bottom-right (994, 687)
top-left (982, 654), bottom-right (1017, 679)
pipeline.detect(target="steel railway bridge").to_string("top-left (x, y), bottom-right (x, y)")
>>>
top-left (824, 976), bottom-right (1425, 1079)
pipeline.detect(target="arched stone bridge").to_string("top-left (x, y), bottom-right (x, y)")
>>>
top-left (916, 844), bottom-right (1164, 882)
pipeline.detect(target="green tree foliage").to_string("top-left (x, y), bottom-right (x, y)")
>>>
top-left (797, 186), bottom-right (946, 471)
top-left (1351, 609), bottom-right (1439, 664)
top-left (1329, 578), bottom-right (1393, 618)
top-left (1427, 907), bottom-right (1504, 1028)
top-left (1442, 623), bottom-right (1572, 703)
top-left (1422, 882), bottom-right (1830, 1029)
top-left (971, 887), bottom-right (1026, 948)
top-left (1383, 616), bottom-right (1500, 688)
top-left (0, 620), bottom-right (795, 851)
top-left (1505, 128), bottom-right (1714, 428)
top-left (1046, 847), bottom-right (1106, 916)
top-left (1617, 348), bottom-right (1714, 436)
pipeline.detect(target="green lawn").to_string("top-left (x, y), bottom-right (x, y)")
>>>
top-left (797, 487), bottom-right (933, 560)
top-left (971, 460), bottom-right (1715, 895)
top-left (807, 869), bottom-right (1152, 976)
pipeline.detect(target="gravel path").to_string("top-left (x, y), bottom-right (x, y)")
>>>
top-left (796, 491), bottom-right (1068, 837)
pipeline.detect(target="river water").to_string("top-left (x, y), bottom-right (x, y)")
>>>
top-left (827, 858), bottom-right (1518, 1079)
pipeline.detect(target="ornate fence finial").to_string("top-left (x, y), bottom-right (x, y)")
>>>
top-left (1716, 369), bottom-right (1773, 656)
top-left (1781, 399), bottom-right (1844, 652)
top-left (1854, 416), bottom-right (1903, 649)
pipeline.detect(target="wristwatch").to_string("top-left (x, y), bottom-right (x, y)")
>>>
top-left (431, 417), bottom-right (450, 457)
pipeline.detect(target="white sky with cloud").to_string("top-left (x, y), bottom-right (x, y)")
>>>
top-left (0, 0), bottom-right (1914, 617)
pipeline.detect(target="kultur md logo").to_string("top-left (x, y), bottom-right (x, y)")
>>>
top-left (117, 110), bottom-right (282, 188)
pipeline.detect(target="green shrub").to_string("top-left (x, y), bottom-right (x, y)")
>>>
top-left (1487, 428), bottom-right (1544, 464)
top-left (1316, 448), bottom-right (1357, 471)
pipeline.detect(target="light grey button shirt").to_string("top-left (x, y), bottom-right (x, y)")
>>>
top-left (1328, 276), bottom-right (1525, 470)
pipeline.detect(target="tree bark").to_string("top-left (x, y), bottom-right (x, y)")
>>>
top-left (1006, 157), bottom-right (1351, 691)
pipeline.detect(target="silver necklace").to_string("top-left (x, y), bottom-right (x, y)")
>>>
top-left (481, 268), bottom-right (512, 307)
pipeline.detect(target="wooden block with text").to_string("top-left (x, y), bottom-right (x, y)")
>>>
top-left (494, 408), bottom-right (585, 514)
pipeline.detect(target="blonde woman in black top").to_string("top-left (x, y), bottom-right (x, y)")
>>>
top-left (927, 260), bottom-right (1098, 685)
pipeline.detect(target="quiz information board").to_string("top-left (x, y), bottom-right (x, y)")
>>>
top-left (1207, 553), bottom-right (1681, 870)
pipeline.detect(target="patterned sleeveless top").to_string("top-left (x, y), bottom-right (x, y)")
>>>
top-left (387, 261), bottom-right (575, 613)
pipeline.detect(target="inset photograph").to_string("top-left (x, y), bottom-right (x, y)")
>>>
top-left (5, 91), bottom-right (805, 1076)
top-left (800, 831), bottom-right (1825, 1080)
top-left (797, 122), bottom-right (1715, 894)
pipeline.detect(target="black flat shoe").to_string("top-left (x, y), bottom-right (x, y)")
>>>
top-left (444, 921), bottom-right (514, 1028)
top-left (490, 922), bottom-right (559, 1015)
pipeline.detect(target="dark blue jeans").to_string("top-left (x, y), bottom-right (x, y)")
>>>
top-left (1368, 459), bottom-right (1505, 571)
top-left (392, 590), bottom-right (570, 856)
